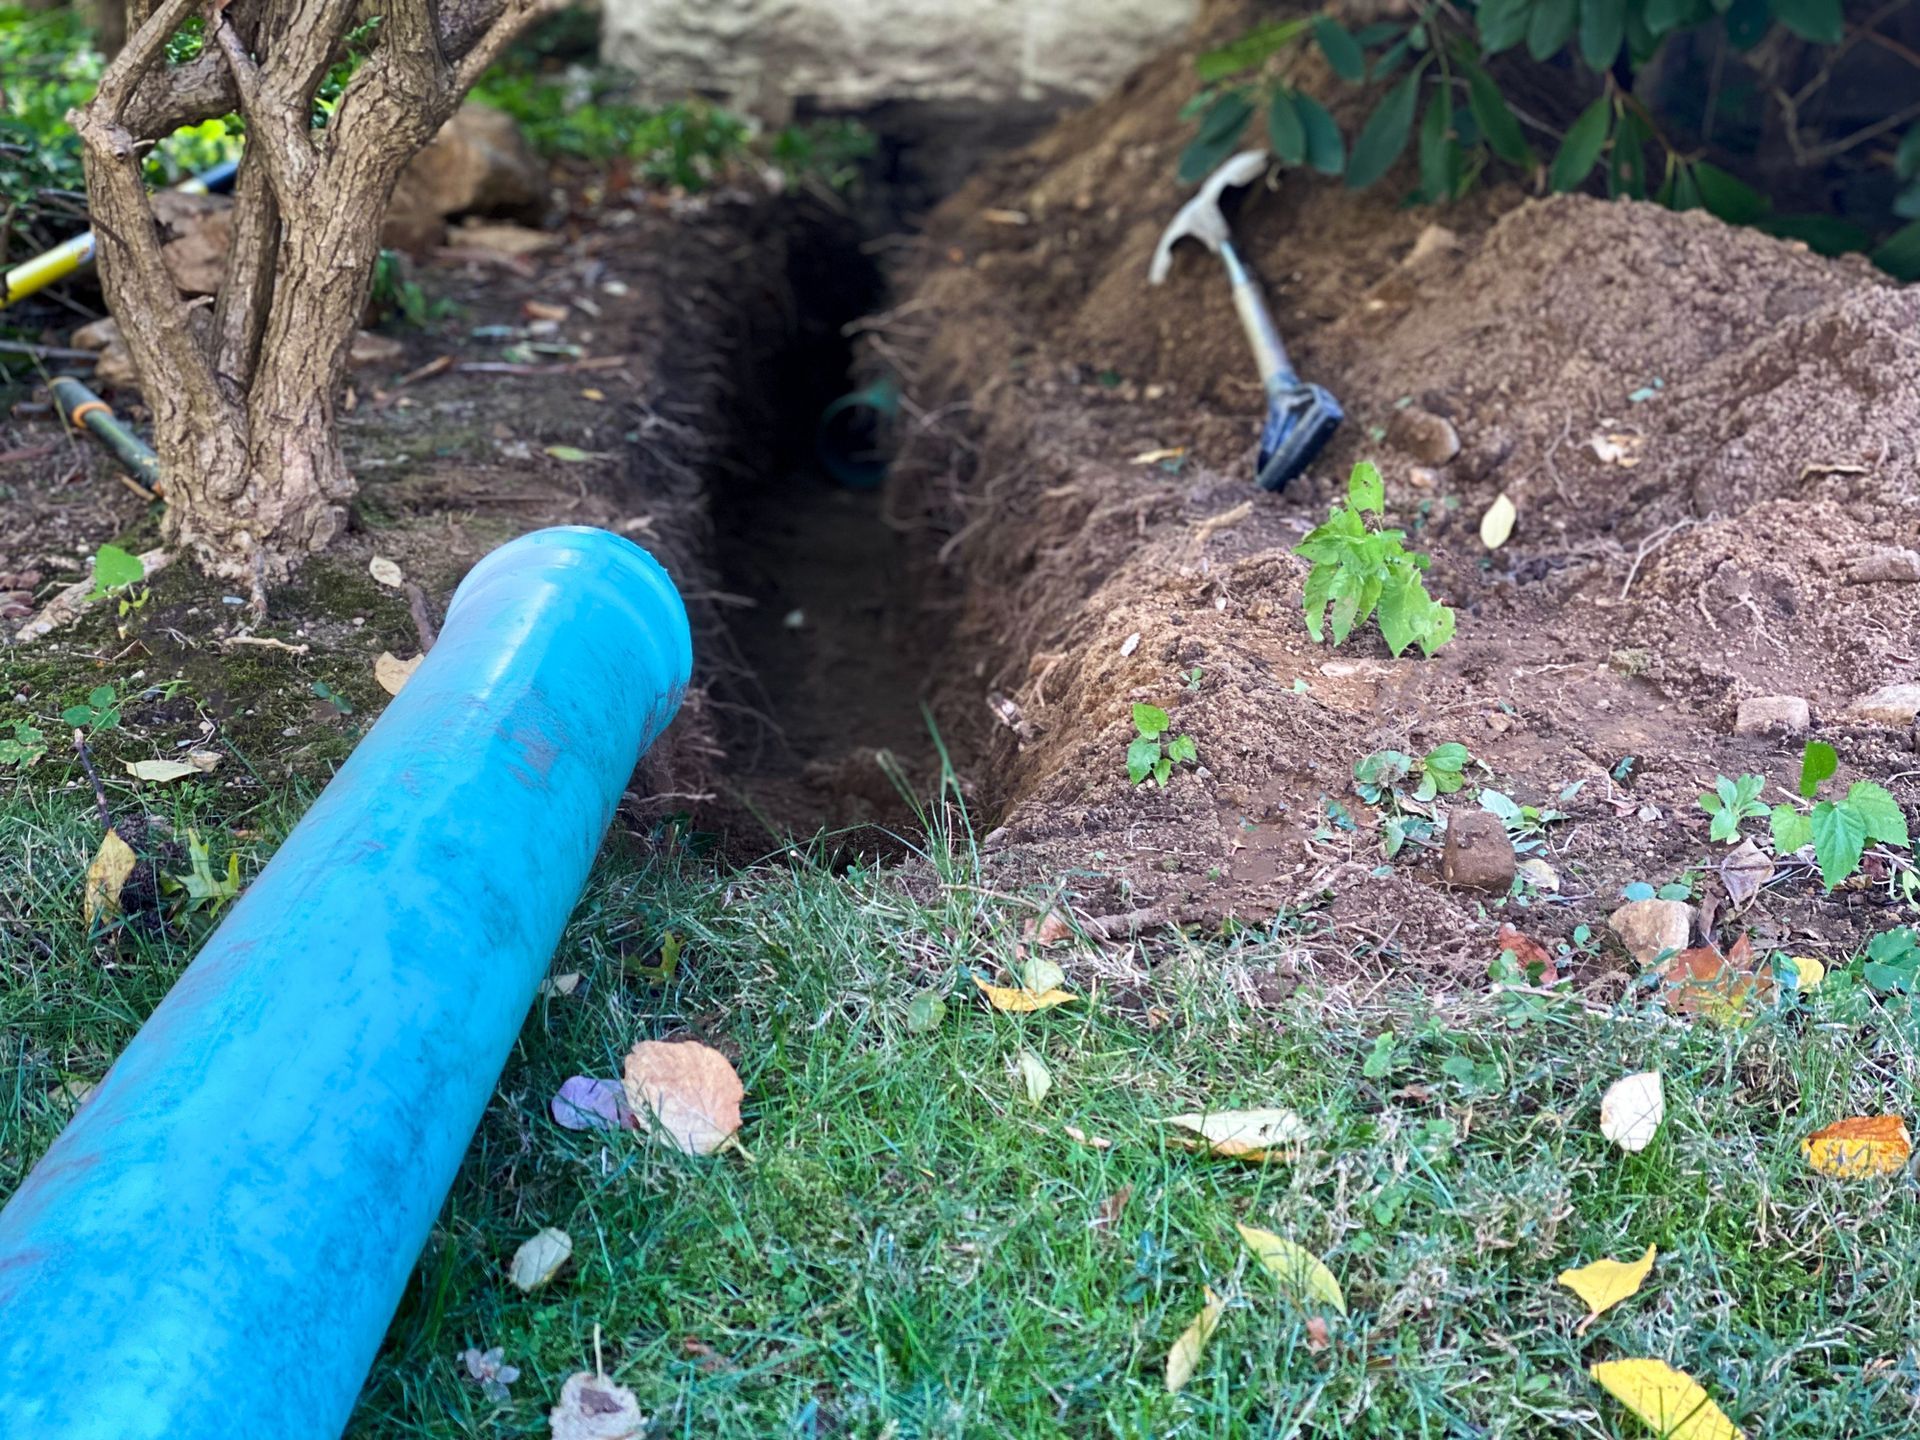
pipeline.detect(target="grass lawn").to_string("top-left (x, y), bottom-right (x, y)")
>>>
top-left (4, 774), bottom-right (1919, 1439)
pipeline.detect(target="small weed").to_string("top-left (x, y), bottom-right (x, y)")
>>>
top-left (165, 830), bottom-right (243, 917)
top-left (368, 251), bottom-right (456, 329)
top-left (60, 685), bottom-right (120, 733)
top-left (1183, 666), bottom-right (1204, 693)
top-left (1126, 703), bottom-right (1198, 788)
top-left (1698, 772), bottom-right (1767, 844)
top-left (1478, 787), bottom-right (1566, 854)
top-left (1860, 926), bottom-right (1920, 995)
top-left (0, 720), bottom-right (47, 767)
top-left (1295, 462), bottom-right (1454, 657)
top-left (1769, 741), bottom-right (1909, 890)
top-left (311, 681), bottom-right (353, 716)
top-left (1352, 742), bottom-right (1473, 857)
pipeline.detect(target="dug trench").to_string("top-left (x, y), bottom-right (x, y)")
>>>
top-left (7, 31), bottom-right (1920, 1000)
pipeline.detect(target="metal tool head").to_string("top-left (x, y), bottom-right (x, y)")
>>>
top-left (1255, 382), bottom-right (1344, 493)
top-left (1148, 149), bottom-right (1269, 284)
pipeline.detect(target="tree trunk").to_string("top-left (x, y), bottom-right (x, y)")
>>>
top-left (70, 0), bottom-right (563, 590)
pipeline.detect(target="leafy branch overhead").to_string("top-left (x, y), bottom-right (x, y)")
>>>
top-left (1181, 0), bottom-right (1920, 278)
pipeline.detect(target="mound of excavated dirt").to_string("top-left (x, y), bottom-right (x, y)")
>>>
top-left (883, 5), bottom-right (1920, 980)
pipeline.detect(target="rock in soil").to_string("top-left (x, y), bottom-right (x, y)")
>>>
top-left (1734, 695), bottom-right (1810, 737)
top-left (1387, 406), bottom-right (1460, 465)
top-left (71, 316), bottom-right (121, 351)
top-left (1844, 683), bottom-right (1920, 727)
top-left (384, 101), bottom-right (546, 253)
top-left (150, 190), bottom-right (234, 296)
top-left (1608, 898), bottom-right (1693, 968)
top-left (1441, 810), bottom-right (1516, 891)
top-left (1846, 547), bottom-right (1920, 584)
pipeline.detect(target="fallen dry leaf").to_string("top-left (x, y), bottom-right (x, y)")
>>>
top-left (1017, 954), bottom-right (1067, 993)
top-left (1164, 1285), bottom-right (1226, 1394)
top-left (1785, 954), bottom-right (1826, 991)
top-left (541, 971), bottom-right (582, 998)
top-left (509, 1227), bottom-right (573, 1292)
top-left (1721, 838), bottom-right (1773, 907)
top-left (1158, 1107), bottom-right (1310, 1163)
top-left (1131, 446), bottom-right (1187, 465)
top-left (1032, 909), bottom-right (1075, 946)
top-left (1064, 1124), bottom-right (1112, 1150)
top-left (549, 1370), bottom-right (646, 1440)
top-left (374, 650), bottom-right (423, 696)
top-left (123, 758), bottom-right (201, 784)
top-left (1304, 1315), bottom-right (1332, 1352)
top-left (1516, 856), bottom-right (1560, 892)
top-left (1495, 922), bottom-right (1559, 984)
top-left (1558, 1244), bottom-right (1656, 1332)
top-left (1803, 1115), bottom-right (1912, 1178)
top-left (1599, 1072), bottom-right (1665, 1154)
top-left (1589, 1358), bottom-right (1744, 1440)
top-left (1654, 934), bottom-right (1775, 1019)
top-left (1017, 1048), bottom-right (1052, 1107)
top-left (1480, 492), bottom-right (1517, 549)
top-left (551, 1076), bottom-right (631, 1132)
top-left (1589, 432), bottom-right (1645, 467)
top-left (186, 749), bottom-right (221, 772)
top-left (368, 555), bottom-right (403, 588)
top-left (1237, 1224), bottom-right (1346, 1314)
top-left (973, 976), bottom-right (1076, 1012)
top-left (1092, 1185), bottom-right (1131, 1231)
top-left (622, 1040), bottom-right (744, 1156)
top-left (83, 829), bottom-right (137, 925)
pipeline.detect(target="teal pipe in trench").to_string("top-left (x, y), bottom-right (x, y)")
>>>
top-left (0, 526), bottom-right (692, 1438)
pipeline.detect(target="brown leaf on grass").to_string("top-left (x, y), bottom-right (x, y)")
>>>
top-left (1495, 922), bottom-right (1559, 984)
top-left (549, 1371), bottom-right (645, 1440)
top-left (1164, 1285), bottom-right (1227, 1394)
top-left (621, 1040), bottom-right (743, 1156)
top-left (1721, 838), bottom-right (1773, 906)
top-left (1803, 1115), bottom-right (1913, 1178)
top-left (1092, 1185), bottom-right (1132, 1231)
top-left (83, 829), bottom-right (137, 925)
top-left (1304, 1316), bottom-right (1332, 1352)
top-left (1654, 933), bottom-right (1775, 1019)
top-left (1032, 908), bottom-right (1075, 945)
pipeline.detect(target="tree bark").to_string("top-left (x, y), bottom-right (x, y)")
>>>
top-left (70, 0), bottom-right (562, 585)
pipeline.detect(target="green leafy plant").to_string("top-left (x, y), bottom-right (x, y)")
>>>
top-left (1697, 773), bottom-right (1767, 844)
top-left (1361, 1030), bottom-right (1398, 1078)
top-left (1295, 462), bottom-right (1454, 658)
top-left (1127, 703), bottom-right (1198, 787)
top-left (1768, 741), bottom-right (1909, 890)
top-left (167, 830), bottom-right (243, 917)
top-left (0, 720), bottom-right (48, 767)
top-left (367, 250), bottom-right (456, 329)
top-left (60, 685), bottom-right (120, 732)
top-left (1178, 0), bottom-right (1920, 279)
top-left (1860, 926), bottom-right (1920, 996)
top-left (310, 680), bottom-right (353, 716)
top-left (83, 543), bottom-right (149, 617)
top-left (1352, 742), bottom-right (1473, 856)
top-left (1478, 787), bottom-right (1566, 854)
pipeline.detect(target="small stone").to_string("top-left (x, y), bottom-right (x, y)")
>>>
top-left (1608, 898), bottom-right (1692, 968)
top-left (1388, 407), bottom-right (1460, 466)
top-left (1734, 695), bottom-right (1810, 737)
top-left (1845, 548), bottom-right (1920, 584)
top-left (71, 317), bottom-right (122, 351)
top-left (1844, 682), bottom-right (1920, 727)
top-left (349, 330), bottom-right (405, 368)
top-left (1441, 810), bottom-right (1516, 891)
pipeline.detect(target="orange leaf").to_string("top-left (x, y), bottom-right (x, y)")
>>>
top-left (1803, 1115), bottom-right (1912, 1178)
top-left (1654, 935), bottom-right (1774, 1019)
top-left (1495, 923), bottom-right (1558, 984)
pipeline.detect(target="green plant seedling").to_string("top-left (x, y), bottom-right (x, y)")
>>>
top-left (311, 680), bottom-right (353, 716)
top-left (1295, 463), bottom-right (1454, 658)
top-left (61, 685), bottom-right (120, 732)
top-left (1698, 773), bottom-right (1767, 844)
top-left (1477, 787), bottom-right (1566, 854)
top-left (1361, 1030), bottom-right (1397, 1079)
top-left (1860, 927), bottom-right (1920, 995)
top-left (1352, 742), bottom-right (1474, 856)
top-left (0, 721), bottom-right (48, 767)
top-left (167, 830), bottom-right (243, 916)
top-left (1768, 741), bottom-right (1909, 890)
top-left (1126, 703), bottom-right (1199, 787)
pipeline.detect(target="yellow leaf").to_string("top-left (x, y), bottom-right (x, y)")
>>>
top-left (83, 829), bottom-right (137, 925)
top-left (1158, 1107), bottom-right (1310, 1162)
top-left (1017, 1048), bottom-right (1052, 1107)
top-left (1786, 955), bottom-right (1825, 991)
top-left (1164, 1285), bottom-right (1226, 1394)
top-left (972, 976), bottom-right (1076, 1012)
top-left (1479, 492), bottom-right (1517, 549)
top-left (1802, 1115), bottom-right (1912, 1178)
top-left (1558, 1244), bottom-right (1656, 1332)
top-left (508, 1226), bottom-right (572, 1292)
top-left (123, 758), bottom-right (201, 783)
top-left (1235, 1224), bottom-right (1346, 1315)
top-left (374, 651), bottom-right (423, 697)
top-left (1590, 1358), bottom-right (1745, 1440)
top-left (1599, 1072), bottom-right (1665, 1154)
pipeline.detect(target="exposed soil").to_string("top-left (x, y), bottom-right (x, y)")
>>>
top-left (7, 7), bottom-right (1920, 995)
top-left (874, 7), bottom-right (1920, 981)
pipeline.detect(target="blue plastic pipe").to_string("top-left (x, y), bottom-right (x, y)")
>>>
top-left (0, 527), bottom-right (691, 1439)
